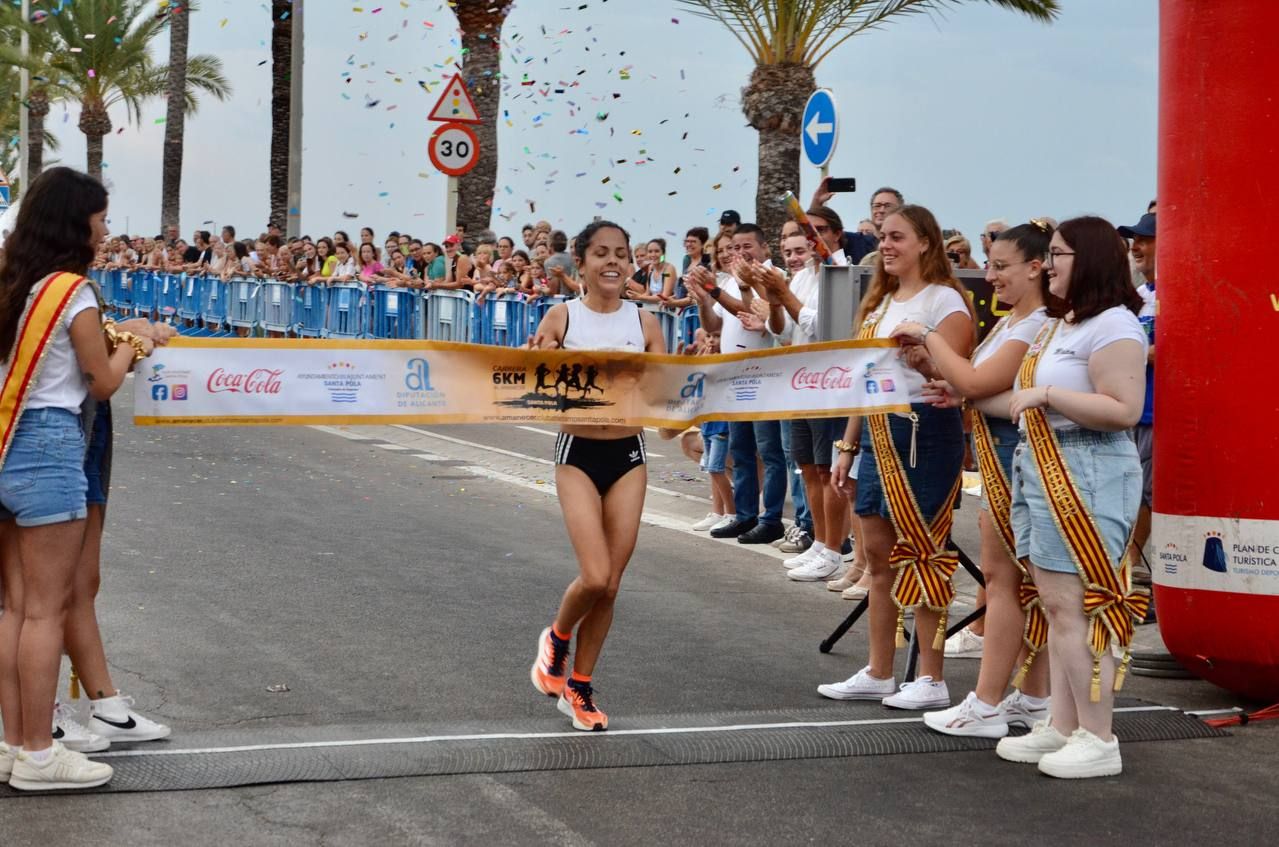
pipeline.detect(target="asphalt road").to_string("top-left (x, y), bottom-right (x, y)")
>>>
top-left (2, 381), bottom-right (1276, 846)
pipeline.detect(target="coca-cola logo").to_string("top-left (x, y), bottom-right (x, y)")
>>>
top-left (792, 366), bottom-right (854, 391)
top-left (207, 367), bottom-right (284, 395)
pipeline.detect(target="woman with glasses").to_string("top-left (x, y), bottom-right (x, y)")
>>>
top-left (996, 216), bottom-right (1147, 778)
top-left (822, 205), bottom-right (975, 710)
top-left (890, 221), bottom-right (1055, 738)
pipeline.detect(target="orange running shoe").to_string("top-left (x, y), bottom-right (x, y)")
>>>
top-left (558, 680), bottom-right (608, 732)
top-left (530, 627), bottom-right (570, 698)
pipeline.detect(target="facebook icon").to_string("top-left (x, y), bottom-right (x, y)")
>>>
top-left (152, 385), bottom-right (169, 401)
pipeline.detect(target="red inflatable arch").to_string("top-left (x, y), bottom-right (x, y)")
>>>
top-left (1154, 0), bottom-right (1279, 701)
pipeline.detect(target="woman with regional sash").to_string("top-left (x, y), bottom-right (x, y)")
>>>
top-left (0, 168), bottom-right (153, 790)
top-left (890, 222), bottom-right (1055, 736)
top-left (995, 216), bottom-right (1147, 779)
top-left (526, 221), bottom-right (666, 732)
top-left (822, 205), bottom-right (975, 709)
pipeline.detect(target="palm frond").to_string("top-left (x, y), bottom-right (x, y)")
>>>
top-left (678, 0), bottom-right (1059, 68)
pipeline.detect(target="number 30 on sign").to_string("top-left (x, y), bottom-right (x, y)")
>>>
top-left (429, 122), bottom-right (480, 177)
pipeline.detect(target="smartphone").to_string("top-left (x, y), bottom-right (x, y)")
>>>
top-left (826, 177), bottom-right (856, 193)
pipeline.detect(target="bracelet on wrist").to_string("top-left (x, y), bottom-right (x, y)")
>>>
top-left (833, 439), bottom-right (861, 456)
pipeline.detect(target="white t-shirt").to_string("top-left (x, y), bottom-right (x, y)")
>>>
top-left (778, 250), bottom-right (849, 347)
top-left (22, 285), bottom-right (100, 412)
top-left (1029, 306), bottom-right (1148, 430)
top-left (1137, 283), bottom-right (1156, 320)
top-left (714, 273), bottom-right (772, 353)
top-left (973, 307), bottom-right (1048, 367)
top-left (871, 284), bottom-right (971, 402)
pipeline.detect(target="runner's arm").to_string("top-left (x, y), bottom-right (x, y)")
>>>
top-left (640, 310), bottom-right (668, 354)
top-left (528, 303), bottom-right (567, 349)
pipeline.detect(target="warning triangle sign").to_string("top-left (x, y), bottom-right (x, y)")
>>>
top-left (428, 74), bottom-right (482, 124)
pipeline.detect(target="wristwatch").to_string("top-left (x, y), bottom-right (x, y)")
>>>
top-left (833, 439), bottom-right (860, 456)
top-left (707, 286), bottom-right (723, 300)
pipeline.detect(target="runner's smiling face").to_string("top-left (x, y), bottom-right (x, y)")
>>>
top-left (579, 227), bottom-right (631, 298)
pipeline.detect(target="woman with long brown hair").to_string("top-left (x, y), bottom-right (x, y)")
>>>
top-left (822, 205), bottom-right (975, 709)
top-left (0, 168), bottom-right (153, 790)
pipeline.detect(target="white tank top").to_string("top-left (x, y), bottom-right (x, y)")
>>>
top-left (562, 298), bottom-right (646, 351)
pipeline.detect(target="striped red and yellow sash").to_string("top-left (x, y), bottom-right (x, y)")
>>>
top-left (1017, 319), bottom-right (1149, 699)
top-left (858, 304), bottom-right (962, 651)
top-left (970, 410), bottom-right (1048, 687)
top-left (0, 272), bottom-right (91, 471)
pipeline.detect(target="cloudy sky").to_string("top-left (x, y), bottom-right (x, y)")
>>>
top-left (38, 0), bottom-right (1158, 247)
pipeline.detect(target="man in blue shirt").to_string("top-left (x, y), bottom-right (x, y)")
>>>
top-left (1119, 211), bottom-right (1157, 606)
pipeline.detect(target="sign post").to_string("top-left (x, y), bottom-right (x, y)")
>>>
top-left (427, 74), bottom-right (482, 236)
top-left (801, 89), bottom-right (839, 179)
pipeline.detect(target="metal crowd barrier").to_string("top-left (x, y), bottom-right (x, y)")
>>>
top-left (87, 270), bottom-right (702, 347)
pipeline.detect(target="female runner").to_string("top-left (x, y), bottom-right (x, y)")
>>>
top-left (527, 221), bottom-right (666, 731)
top-left (891, 222), bottom-right (1054, 735)
top-left (823, 205), bottom-right (974, 709)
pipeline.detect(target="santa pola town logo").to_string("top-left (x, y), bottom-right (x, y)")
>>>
top-left (324, 361), bottom-right (362, 404)
top-left (206, 368), bottom-right (284, 395)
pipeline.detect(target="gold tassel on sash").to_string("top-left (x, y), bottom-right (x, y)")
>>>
top-left (1018, 321), bottom-right (1152, 701)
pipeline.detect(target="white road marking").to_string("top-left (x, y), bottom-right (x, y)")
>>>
top-left (515, 425), bottom-right (559, 437)
top-left (311, 425), bottom-right (374, 442)
top-left (391, 425), bottom-right (702, 502)
top-left (95, 706), bottom-right (1177, 759)
top-left (376, 444), bottom-right (411, 451)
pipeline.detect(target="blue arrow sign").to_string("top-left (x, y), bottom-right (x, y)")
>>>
top-left (0, 184), bottom-right (9, 208)
top-left (801, 90), bottom-right (838, 169)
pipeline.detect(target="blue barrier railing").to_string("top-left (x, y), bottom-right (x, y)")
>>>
top-left (87, 271), bottom-right (701, 347)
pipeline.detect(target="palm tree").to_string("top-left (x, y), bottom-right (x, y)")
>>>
top-left (676, 1), bottom-right (1060, 246)
top-left (269, 0), bottom-right (292, 231)
top-left (0, 9), bottom-right (56, 182)
top-left (160, 1), bottom-right (199, 232)
top-left (453, 1), bottom-right (514, 237)
top-left (0, 0), bottom-right (230, 183)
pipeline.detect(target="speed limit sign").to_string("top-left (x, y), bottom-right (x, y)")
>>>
top-left (429, 122), bottom-right (480, 177)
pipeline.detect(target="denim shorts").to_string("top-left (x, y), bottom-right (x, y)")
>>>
top-left (974, 416), bottom-right (1020, 514)
top-left (856, 403), bottom-right (964, 521)
top-left (0, 407), bottom-right (88, 527)
top-left (1011, 428), bottom-right (1141, 574)
top-left (701, 432), bottom-right (729, 474)
top-left (82, 400), bottom-right (114, 506)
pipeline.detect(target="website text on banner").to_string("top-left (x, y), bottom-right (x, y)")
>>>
top-left (133, 339), bottom-right (910, 428)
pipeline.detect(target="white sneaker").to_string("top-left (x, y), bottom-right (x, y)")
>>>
top-left (53, 702), bottom-right (111, 753)
top-left (882, 676), bottom-right (951, 710)
top-left (943, 627), bottom-right (984, 658)
top-left (709, 514), bottom-right (737, 532)
top-left (923, 692), bottom-right (1008, 738)
top-left (1037, 729), bottom-right (1122, 779)
top-left (691, 512), bottom-right (724, 531)
top-left (787, 550), bottom-right (841, 582)
top-left (0, 741), bottom-right (18, 781)
top-left (783, 545), bottom-right (822, 569)
top-left (88, 694), bottom-right (172, 743)
top-left (995, 720), bottom-right (1069, 764)
top-left (8, 741), bottom-right (113, 791)
top-left (817, 666), bottom-right (895, 701)
top-left (999, 690), bottom-right (1050, 730)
